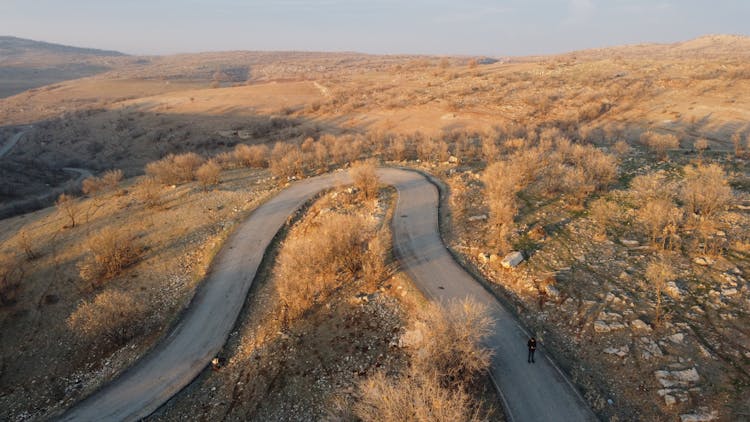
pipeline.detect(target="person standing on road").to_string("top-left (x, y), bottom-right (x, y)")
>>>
top-left (527, 337), bottom-right (537, 363)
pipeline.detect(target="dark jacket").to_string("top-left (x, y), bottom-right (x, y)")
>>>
top-left (528, 338), bottom-right (537, 351)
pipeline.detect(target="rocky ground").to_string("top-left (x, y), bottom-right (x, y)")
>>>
top-left (439, 149), bottom-right (749, 421)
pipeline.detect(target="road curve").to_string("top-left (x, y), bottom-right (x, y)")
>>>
top-left (0, 129), bottom-right (27, 158)
top-left (60, 168), bottom-right (596, 422)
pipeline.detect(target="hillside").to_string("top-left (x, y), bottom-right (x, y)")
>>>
top-left (0, 34), bottom-right (748, 421)
top-left (0, 36), bottom-right (127, 98)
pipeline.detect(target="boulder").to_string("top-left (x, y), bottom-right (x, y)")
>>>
top-left (603, 345), bottom-right (629, 357)
top-left (501, 251), bottom-right (524, 268)
top-left (680, 408), bottom-right (718, 422)
top-left (631, 319), bottom-right (652, 332)
top-left (545, 284), bottom-right (560, 298)
top-left (468, 214), bottom-right (488, 222)
top-left (619, 238), bottom-right (640, 247)
top-left (665, 281), bottom-right (683, 299)
top-left (693, 256), bottom-right (715, 266)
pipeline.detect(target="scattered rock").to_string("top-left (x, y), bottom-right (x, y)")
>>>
top-left (631, 319), bottom-right (652, 332)
top-left (544, 284), bottom-right (560, 298)
top-left (501, 251), bottom-right (524, 268)
top-left (448, 155), bottom-right (459, 164)
top-left (619, 238), bottom-right (640, 247)
top-left (655, 367), bottom-right (700, 387)
top-left (594, 320), bottom-right (625, 333)
top-left (693, 256), bottom-right (715, 266)
top-left (680, 408), bottom-right (718, 422)
top-left (640, 337), bottom-right (663, 359)
top-left (467, 214), bottom-right (488, 222)
top-left (665, 281), bottom-right (683, 299)
top-left (667, 333), bottom-right (685, 344)
top-left (721, 288), bottom-right (738, 297)
top-left (603, 345), bottom-right (629, 357)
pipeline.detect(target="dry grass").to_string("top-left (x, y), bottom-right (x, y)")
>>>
top-left (0, 252), bottom-right (24, 306)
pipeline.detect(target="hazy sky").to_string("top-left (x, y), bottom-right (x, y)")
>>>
top-left (2, 0), bottom-right (748, 56)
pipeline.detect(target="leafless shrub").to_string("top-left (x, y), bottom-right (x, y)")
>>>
top-left (354, 372), bottom-right (481, 422)
top-left (301, 136), bottom-right (315, 153)
top-left (137, 176), bottom-right (162, 208)
top-left (82, 176), bottom-right (104, 196)
top-left (694, 138), bottom-right (709, 153)
top-left (645, 257), bottom-right (676, 325)
top-left (362, 229), bottom-right (391, 286)
top-left (67, 289), bottom-right (146, 346)
top-left (56, 193), bottom-right (80, 228)
top-left (390, 136), bottom-right (408, 161)
top-left (0, 253), bottom-right (23, 306)
top-left (101, 169), bottom-right (123, 191)
top-left (18, 230), bottom-right (39, 261)
top-left (275, 214), bottom-right (374, 322)
top-left (612, 140), bottom-right (631, 156)
top-left (637, 198), bottom-right (682, 249)
top-left (680, 163), bottom-right (732, 218)
top-left (481, 137), bottom-right (499, 163)
top-left (312, 142), bottom-right (330, 171)
top-left (196, 159), bottom-right (222, 190)
top-left (146, 153), bottom-right (205, 184)
top-left (78, 227), bottom-right (141, 287)
top-left (350, 160), bottom-right (380, 201)
top-left (630, 172), bottom-right (674, 203)
top-left (589, 198), bottom-right (620, 238)
top-left (483, 161), bottom-right (523, 250)
top-left (234, 144), bottom-right (269, 168)
top-left (412, 299), bottom-right (493, 386)
top-left (215, 151), bottom-right (237, 169)
top-left (269, 142), bottom-right (303, 179)
top-left (640, 131), bottom-right (679, 161)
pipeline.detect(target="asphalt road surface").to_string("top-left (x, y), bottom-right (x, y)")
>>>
top-left (60, 168), bottom-right (596, 422)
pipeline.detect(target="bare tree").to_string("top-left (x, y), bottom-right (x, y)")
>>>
top-left (56, 193), bottom-right (80, 228)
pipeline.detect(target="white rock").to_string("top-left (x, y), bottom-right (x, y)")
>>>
top-left (680, 408), bottom-right (718, 422)
top-left (721, 288), bottom-right (738, 296)
top-left (603, 345), bottom-right (629, 357)
top-left (594, 320), bottom-right (611, 333)
top-left (620, 238), bottom-right (640, 247)
top-left (665, 281), bottom-right (683, 299)
top-left (693, 256), bottom-right (715, 266)
top-left (448, 155), bottom-right (459, 163)
top-left (545, 284), bottom-right (560, 298)
top-left (468, 214), bottom-right (488, 222)
top-left (667, 333), bottom-right (685, 344)
top-left (674, 367), bottom-right (700, 383)
top-left (501, 251), bottom-right (524, 268)
top-left (631, 319), bottom-right (652, 332)
top-left (664, 394), bottom-right (677, 406)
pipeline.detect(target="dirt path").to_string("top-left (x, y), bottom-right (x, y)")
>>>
top-left (0, 128), bottom-right (28, 158)
top-left (59, 168), bottom-right (596, 422)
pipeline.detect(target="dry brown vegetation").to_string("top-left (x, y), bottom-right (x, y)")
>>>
top-left (78, 227), bottom-right (141, 288)
top-left (1, 34), bottom-right (749, 421)
top-left (67, 289), bottom-right (146, 347)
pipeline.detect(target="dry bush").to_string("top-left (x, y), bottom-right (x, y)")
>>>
top-left (234, 144), bottom-right (269, 168)
top-left (361, 230), bottom-right (391, 285)
top-left (680, 163), bottom-right (732, 218)
top-left (101, 169), bottom-right (123, 191)
top-left (146, 153), bottom-right (205, 184)
top-left (82, 169), bottom-right (123, 196)
top-left (412, 299), bottom-right (493, 386)
top-left (612, 140), bottom-right (631, 156)
top-left (645, 257), bottom-right (677, 325)
top-left (354, 372), bottom-right (481, 422)
top-left (694, 138), bottom-right (709, 153)
top-left (589, 198), bottom-right (620, 237)
top-left (390, 136), bottom-right (408, 161)
top-left (579, 148), bottom-right (618, 191)
top-left (483, 161), bottom-right (523, 250)
top-left (481, 137), bottom-right (499, 163)
top-left (56, 193), bottom-right (80, 228)
top-left (640, 131), bottom-right (679, 161)
top-left (196, 159), bottom-right (222, 190)
top-left (18, 230), bottom-right (39, 261)
top-left (637, 198), bottom-right (683, 249)
top-left (78, 227), bottom-right (141, 287)
top-left (350, 160), bottom-right (380, 201)
top-left (561, 166), bottom-right (595, 207)
top-left (301, 136), bottom-right (315, 153)
top-left (312, 142), bottom-right (330, 171)
top-left (82, 176), bottom-right (104, 196)
top-left (0, 253), bottom-right (23, 306)
top-left (173, 152), bottom-right (205, 181)
top-left (137, 176), bottom-right (162, 208)
top-left (67, 289), bottom-right (146, 346)
top-left (275, 214), bottom-right (374, 322)
top-left (630, 172), bottom-right (674, 203)
top-left (269, 142), bottom-right (303, 179)
top-left (215, 151), bottom-right (237, 169)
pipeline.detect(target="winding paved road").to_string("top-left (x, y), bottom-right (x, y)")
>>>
top-left (60, 168), bottom-right (596, 422)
